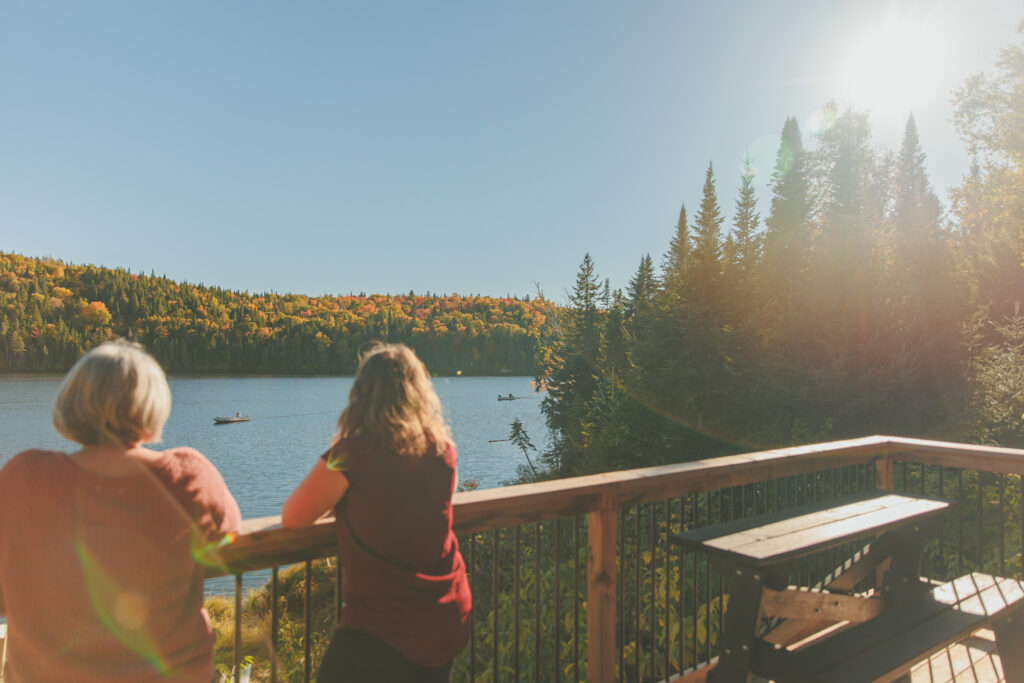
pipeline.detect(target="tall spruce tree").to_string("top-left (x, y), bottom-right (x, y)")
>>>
top-left (625, 254), bottom-right (656, 320)
top-left (730, 155), bottom-right (762, 273)
top-left (662, 204), bottom-right (690, 302)
top-left (538, 254), bottom-right (603, 473)
top-left (762, 116), bottom-right (810, 315)
top-left (876, 115), bottom-right (963, 431)
top-left (725, 155), bottom-right (762, 325)
top-left (691, 162), bottom-right (724, 310)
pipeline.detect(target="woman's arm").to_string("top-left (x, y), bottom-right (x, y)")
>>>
top-left (281, 458), bottom-right (350, 528)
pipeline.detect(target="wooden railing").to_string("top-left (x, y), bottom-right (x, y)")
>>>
top-left (4, 435), bottom-right (1024, 681)
top-left (205, 435), bottom-right (1024, 681)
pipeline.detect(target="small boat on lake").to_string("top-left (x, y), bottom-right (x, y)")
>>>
top-left (214, 413), bottom-right (250, 425)
top-left (497, 393), bottom-right (517, 401)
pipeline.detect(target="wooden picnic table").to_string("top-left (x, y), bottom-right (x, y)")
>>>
top-left (671, 490), bottom-right (953, 682)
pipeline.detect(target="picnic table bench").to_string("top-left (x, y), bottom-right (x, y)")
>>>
top-left (671, 490), bottom-right (1024, 682)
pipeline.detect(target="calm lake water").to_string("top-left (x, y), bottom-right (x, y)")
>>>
top-left (0, 375), bottom-right (547, 594)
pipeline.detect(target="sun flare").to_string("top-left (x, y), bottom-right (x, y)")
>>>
top-left (840, 15), bottom-right (945, 121)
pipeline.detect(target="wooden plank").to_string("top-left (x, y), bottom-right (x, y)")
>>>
top-left (882, 437), bottom-right (1024, 477)
top-left (822, 540), bottom-right (885, 593)
top-left (760, 574), bottom-right (1024, 683)
top-left (670, 659), bottom-right (718, 683)
top-left (672, 492), bottom-right (900, 548)
top-left (674, 493), bottom-right (948, 567)
top-left (759, 588), bottom-right (884, 623)
top-left (721, 500), bottom-right (946, 561)
top-left (587, 506), bottom-right (617, 683)
top-left (761, 618), bottom-right (835, 647)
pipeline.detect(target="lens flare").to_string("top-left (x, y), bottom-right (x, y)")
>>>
top-left (325, 445), bottom-right (351, 472)
top-left (838, 13), bottom-right (945, 122)
top-left (74, 540), bottom-right (169, 675)
top-left (192, 530), bottom-right (237, 567)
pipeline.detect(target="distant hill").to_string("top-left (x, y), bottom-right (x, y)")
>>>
top-left (0, 252), bottom-right (561, 376)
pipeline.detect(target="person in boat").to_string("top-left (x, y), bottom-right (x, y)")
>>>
top-left (236, 410), bottom-right (242, 418)
top-left (283, 342), bottom-right (471, 682)
top-left (0, 340), bottom-right (241, 682)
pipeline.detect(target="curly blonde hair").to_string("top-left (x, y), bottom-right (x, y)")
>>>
top-left (337, 342), bottom-right (453, 457)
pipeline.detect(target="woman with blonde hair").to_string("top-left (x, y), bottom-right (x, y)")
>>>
top-left (283, 342), bottom-right (471, 682)
top-left (0, 340), bottom-right (240, 682)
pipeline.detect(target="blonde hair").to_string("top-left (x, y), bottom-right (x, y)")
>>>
top-left (53, 340), bottom-right (172, 447)
top-left (337, 342), bottom-right (453, 457)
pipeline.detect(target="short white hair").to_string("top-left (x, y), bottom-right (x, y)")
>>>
top-left (53, 340), bottom-right (171, 447)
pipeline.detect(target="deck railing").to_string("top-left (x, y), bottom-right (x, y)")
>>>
top-left (4, 435), bottom-right (1024, 681)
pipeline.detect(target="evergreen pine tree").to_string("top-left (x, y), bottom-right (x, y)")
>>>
top-left (625, 254), bottom-right (656, 320)
top-left (691, 162), bottom-right (724, 310)
top-left (661, 204), bottom-right (690, 302)
top-left (731, 155), bottom-right (762, 273)
top-left (762, 116), bottom-right (810, 312)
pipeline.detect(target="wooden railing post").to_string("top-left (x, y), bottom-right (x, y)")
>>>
top-left (876, 453), bottom-right (895, 491)
top-left (588, 502), bottom-right (617, 682)
top-left (874, 453), bottom-right (896, 591)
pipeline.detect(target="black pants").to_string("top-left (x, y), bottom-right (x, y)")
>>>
top-left (315, 629), bottom-right (453, 683)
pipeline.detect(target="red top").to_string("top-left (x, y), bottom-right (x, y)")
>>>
top-left (324, 436), bottom-right (471, 667)
top-left (0, 448), bottom-right (241, 682)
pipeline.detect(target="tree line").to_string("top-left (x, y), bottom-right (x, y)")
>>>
top-left (535, 26), bottom-right (1024, 477)
top-left (0, 253), bottom-right (559, 376)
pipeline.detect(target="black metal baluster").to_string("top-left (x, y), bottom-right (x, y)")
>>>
top-left (469, 534), bottom-right (476, 682)
top-left (999, 475), bottom-right (1006, 576)
top-left (635, 505), bottom-right (641, 682)
top-left (555, 519), bottom-right (561, 683)
top-left (958, 470), bottom-right (964, 575)
top-left (271, 566), bottom-right (279, 683)
top-left (650, 502), bottom-right (657, 679)
top-left (304, 561), bottom-right (312, 683)
top-left (535, 523), bottom-right (541, 683)
top-left (493, 529), bottom-right (499, 683)
top-left (335, 558), bottom-right (342, 625)
top-left (678, 496), bottom-right (685, 675)
top-left (978, 472), bottom-right (985, 571)
top-left (234, 574), bottom-right (242, 683)
top-left (663, 500), bottom-right (671, 680)
top-left (573, 516), bottom-right (580, 683)
top-left (618, 508), bottom-right (624, 681)
top-left (690, 494), bottom-right (698, 669)
top-left (514, 525), bottom-right (521, 683)
top-left (938, 467), bottom-right (945, 575)
top-left (704, 493), bottom-right (712, 666)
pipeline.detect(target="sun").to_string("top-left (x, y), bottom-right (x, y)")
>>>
top-left (839, 14), bottom-right (945, 122)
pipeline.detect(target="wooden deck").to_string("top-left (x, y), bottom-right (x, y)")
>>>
top-left (910, 629), bottom-right (1009, 683)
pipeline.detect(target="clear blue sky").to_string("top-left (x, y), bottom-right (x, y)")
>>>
top-left (1, 1), bottom-right (1018, 303)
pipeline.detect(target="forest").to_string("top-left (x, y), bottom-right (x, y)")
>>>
top-left (0, 254), bottom-right (559, 376)
top-left (534, 26), bottom-right (1024, 477)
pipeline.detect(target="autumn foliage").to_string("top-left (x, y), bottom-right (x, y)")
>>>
top-left (0, 252), bottom-right (559, 375)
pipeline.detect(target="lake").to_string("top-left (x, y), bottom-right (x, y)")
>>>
top-left (0, 375), bottom-right (547, 594)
